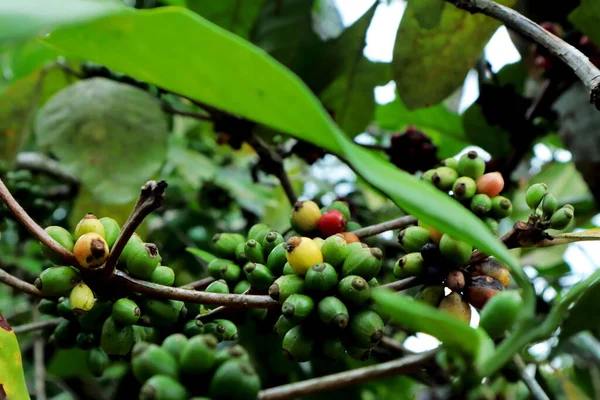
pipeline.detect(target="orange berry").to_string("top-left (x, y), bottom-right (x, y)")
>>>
top-left (476, 172), bottom-right (504, 197)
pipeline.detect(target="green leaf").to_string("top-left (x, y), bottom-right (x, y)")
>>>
top-left (35, 77), bottom-right (169, 204)
top-left (0, 40), bottom-right (61, 87)
top-left (569, 0), bottom-right (600, 47)
top-left (187, 0), bottom-right (266, 39)
top-left (37, 5), bottom-right (520, 297)
top-left (167, 135), bottom-right (216, 189)
top-left (561, 280), bottom-right (600, 340)
top-left (320, 4), bottom-right (390, 137)
top-left (375, 97), bottom-right (468, 158)
top-left (185, 247), bottom-right (217, 263)
top-left (372, 289), bottom-right (494, 364)
top-left (392, 0), bottom-right (516, 109)
top-left (520, 245), bottom-right (569, 278)
top-left (0, 0), bottom-right (126, 43)
top-left (412, 0), bottom-right (445, 29)
top-left (47, 348), bottom-right (92, 378)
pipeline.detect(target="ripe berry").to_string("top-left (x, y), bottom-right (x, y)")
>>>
top-left (341, 232), bottom-right (360, 243)
top-left (439, 292), bottom-right (471, 323)
top-left (476, 172), bottom-right (504, 197)
top-left (74, 233), bottom-right (109, 269)
top-left (465, 275), bottom-right (504, 310)
top-left (291, 200), bottom-right (322, 233)
top-left (470, 258), bottom-right (511, 288)
top-left (318, 209), bottom-right (347, 237)
top-left (446, 270), bottom-right (465, 292)
top-left (285, 236), bottom-right (323, 276)
top-left (386, 127), bottom-right (439, 173)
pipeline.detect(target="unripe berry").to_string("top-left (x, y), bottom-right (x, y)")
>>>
top-left (247, 223), bottom-right (271, 244)
top-left (470, 193), bottom-right (492, 216)
top-left (281, 294), bottom-right (314, 322)
top-left (180, 335), bottom-right (218, 375)
top-left (208, 360), bottom-right (260, 400)
top-left (183, 319), bottom-right (204, 337)
top-left (476, 172), bottom-right (504, 197)
top-left (525, 183), bottom-right (547, 210)
top-left (269, 275), bottom-right (305, 303)
top-left (266, 243), bottom-right (287, 275)
top-left (244, 263), bottom-right (274, 290)
top-left (74, 213), bottom-right (105, 241)
top-left (346, 345), bottom-right (371, 361)
top-left (349, 310), bottom-right (384, 348)
top-left (345, 221), bottom-right (361, 232)
top-left (119, 233), bottom-right (144, 264)
top-left (127, 243), bottom-right (161, 279)
top-left (150, 265), bottom-right (175, 286)
top-left (542, 193), bottom-right (558, 217)
top-left (74, 233), bottom-right (109, 269)
top-left (317, 296), bottom-right (349, 329)
top-left (338, 275), bottom-right (370, 308)
top-left (393, 252), bottom-right (424, 279)
top-left (69, 282), bottom-right (95, 315)
top-left (439, 234), bottom-right (472, 266)
top-left (322, 337), bottom-right (346, 360)
top-left (418, 220), bottom-right (443, 244)
top-left (35, 266), bottom-right (80, 296)
top-left (550, 207), bottom-right (574, 230)
top-left (465, 275), bottom-right (504, 309)
top-left (491, 196), bottom-right (513, 219)
top-left (233, 280), bottom-right (251, 295)
top-left (398, 226), bottom-right (430, 253)
top-left (140, 375), bottom-right (187, 400)
top-left (479, 290), bottom-right (522, 339)
top-left (440, 157), bottom-right (458, 170)
top-left (87, 348), bottom-right (109, 377)
top-left (341, 247), bottom-right (382, 281)
top-left (100, 316), bottom-right (134, 356)
top-left (41, 226), bottom-right (74, 264)
top-left (282, 325), bottom-right (313, 362)
top-left (452, 176), bottom-right (477, 201)
top-left (131, 343), bottom-right (178, 383)
top-left (321, 234), bottom-right (349, 268)
top-left (205, 319), bottom-right (238, 341)
top-left (431, 167), bottom-right (459, 191)
top-left (438, 292), bottom-right (471, 323)
top-left (214, 344), bottom-right (250, 368)
top-left (99, 217), bottom-right (120, 248)
top-left (38, 299), bottom-right (58, 315)
top-left (291, 200), bottom-right (322, 233)
top-left (422, 169), bottom-right (436, 183)
top-left (484, 217), bottom-right (499, 233)
top-left (141, 297), bottom-right (187, 327)
top-left (457, 151), bottom-right (485, 180)
top-left (341, 232), bottom-right (360, 243)
top-left (325, 200), bottom-right (351, 221)
top-left (312, 237), bottom-right (325, 250)
top-left (446, 270), bottom-right (465, 292)
top-left (284, 236), bottom-right (323, 276)
top-left (212, 233), bottom-right (246, 259)
top-left (318, 209), bottom-right (347, 237)
top-left (262, 231), bottom-right (284, 255)
top-left (305, 263), bottom-right (338, 293)
top-left (112, 298), bottom-right (141, 325)
top-left (244, 239), bottom-right (265, 264)
top-left (470, 258), bottom-right (511, 288)
top-left (274, 315), bottom-right (296, 338)
top-left (208, 259), bottom-right (241, 283)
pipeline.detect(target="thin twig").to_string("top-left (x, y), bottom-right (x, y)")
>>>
top-left (445, 0), bottom-right (600, 109)
top-left (354, 142), bottom-right (388, 151)
top-left (513, 355), bottom-right (550, 400)
top-left (258, 350), bottom-right (437, 400)
top-left (352, 216), bottom-right (418, 239)
top-left (382, 276), bottom-right (422, 291)
top-left (196, 288), bottom-right (254, 321)
top-left (103, 180), bottom-right (168, 276)
top-left (0, 178), bottom-right (79, 266)
top-left (15, 152), bottom-right (80, 185)
top-left (0, 268), bottom-right (45, 298)
top-left (113, 270), bottom-right (280, 308)
top-left (161, 103), bottom-right (212, 121)
top-left (181, 276), bottom-right (215, 290)
top-left (33, 309), bottom-right (47, 400)
top-left (13, 318), bottom-right (62, 335)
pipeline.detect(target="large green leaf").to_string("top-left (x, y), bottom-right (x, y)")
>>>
top-left (34, 5), bottom-right (520, 298)
top-left (0, 40), bottom-right (61, 87)
top-left (569, 0), bottom-right (600, 47)
top-left (392, 0), bottom-right (516, 109)
top-left (35, 78), bottom-right (169, 204)
top-left (187, 0), bottom-right (266, 39)
top-left (560, 280), bottom-right (600, 340)
top-left (372, 289), bottom-right (495, 365)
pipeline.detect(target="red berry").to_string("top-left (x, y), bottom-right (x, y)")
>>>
top-left (318, 210), bottom-right (347, 237)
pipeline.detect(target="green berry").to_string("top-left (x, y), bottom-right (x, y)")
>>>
top-left (525, 183), bottom-right (547, 210)
top-left (161, 334), bottom-right (188, 361)
top-left (151, 266), bottom-right (176, 286)
top-left (393, 252), bottom-right (424, 279)
top-left (484, 217), bottom-right (499, 233)
top-left (341, 247), bottom-right (382, 281)
top-left (491, 196), bottom-right (513, 219)
top-left (305, 263), bottom-right (338, 293)
top-left (139, 375), bottom-right (188, 400)
top-left (282, 325), bottom-right (313, 362)
top-left (346, 345), bottom-right (371, 361)
top-left (262, 231), bottom-right (284, 255)
top-left (140, 298), bottom-right (186, 327)
top-left (132, 343), bottom-right (178, 383)
top-left (317, 296), bottom-right (349, 329)
top-left (345, 221), bottom-right (362, 232)
top-left (398, 226), bottom-right (430, 253)
top-left (470, 193), bottom-right (492, 216)
top-left (542, 193), bottom-right (558, 217)
top-left (550, 207), bottom-right (574, 230)
top-left (87, 347), bottom-right (109, 377)
top-left (338, 275), bottom-right (370, 308)
top-left (212, 233), bottom-right (246, 259)
top-left (112, 298), bottom-right (141, 325)
top-left (74, 213), bottom-right (105, 240)
top-left (321, 234), bottom-right (349, 269)
top-left (452, 176), bottom-right (477, 201)
top-left (38, 299), bottom-right (58, 315)
top-left (205, 319), bottom-right (238, 342)
top-left (34, 266), bottom-right (80, 297)
top-left (76, 331), bottom-right (97, 350)
top-left (439, 234), bottom-right (472, 265)
top-left (99, 217), bottom-right (120, 248)
top-left (441, 157), bottom-right (459, 170)
top-left (244, 263), bottom-right (274, 290)
top-left (183, 319), bottom-right (204, 337)
top-left (479, 290), bottom-right (523, 339)
top-left (247, 223), bottom-right (271, 244)
top-left (179, 334), bottom-right (218, 375)
top-left (53, 319), bottom-right (78, 348)
top-left (266, 243), bottom-right (287, 275)
top-left (78, 299), bottom-right (113, 332)
top-left (281, 294), bottom-right (314, 322)
top-left (325, 201), bottom-right (351, 221)
top-left (244, 239), bottom-right (265, 264)
top-left (322, 337), bottom-right (346, 360)
top-left (349, 310), bottom-right (384, 348)
top-left (274, 315), bottom-right (297, 339)
top-left (118, 233), bottom-right (144, 264)
top-left (208, 360), bottom-right (261, 400)
top-left (69, 282), bottom-right (95, 316)
top-left (127, 243), bottom-right (161, 279)
top-left (457, 151), bottom-right (485, 180)
top-left (235, 242), bottom-right (247, 264)
top-left (41, 226), bottom-right (74, 264)
top-left (432, 167), bottom-right (459, 191)
top-left (100, 316), bottom-right (134, 356)
top-left (367, 277), bottom-right (379, 287)
top-left (268, 275), bottom-right (305, 303)
top-left (421, 169), bottom-right (436, 183)
top-left (180, 286), bottom-right (201, 317)
top-left (214, 344), bottom-right (250, 368)
top-left (283, 262), bottom-right (295, 275)
top-left (205, 279), bottom-right (230, 310)
top-left (233, 280), bottom-right (251, 295)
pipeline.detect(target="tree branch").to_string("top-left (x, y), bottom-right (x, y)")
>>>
top-left (15, 152), bottom-right (80, 185)
top-left (352, 216), bottom-right (418, 239)
top-left (446, 0), bottom-right (600, 109)
top-left (13, 318), bottom-right (62, 335)
top-left (513, 355), bottom-right (550, 400)
top-left (181, 277), bottom-right (215, 290)
top-left (382, 276), bottom-right (422, 291)
top-left (257, 350), bottom-right (437, 400)
top-left (0, 268), bottom-right (45, 298)
top-left (0, 178), bottom-right (79, 267)
top-left (103, 180), bottom-right (168, 276)
top-left (33, 309), bottom-right (47, 400)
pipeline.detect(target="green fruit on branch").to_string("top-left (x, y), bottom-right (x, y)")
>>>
top-left (139, 374), bottom-right (188, 400)
top-left (78, 299), bottom-right (113, 332)
top-left (69, 282), bottom-right (95, 315)
top-left (346, 345), bottom-right (371, 361)
top-left (180, 334), bottom-right (218, 375)
top-left (465, 275), bottom-right (504, 310)
top-left (452, 176), bottom-right (477, 201)
top-left (183, 319), bottom-right (204, 337)
top-left (285, 236), bottom-right (323, 276)
top-left (317, 296), bottom-right (349, 329)
top-left (262, 231), bottom-right (284, 255)
top-left (74, 213), bottom-right (105, 240)
top-left (140, 298), bottom-right (186, 327)
top-left (470, 193), bottom-right (492, 216)
top-left (100, 316), bottom-right (134, 356)
top-left (338, 275), bottom-right (370, 308)
top-left (35, 265), bottom-right (80, 296)
top-left (305, 262), bottom-right (338, 293)
top-left (180, 286), bottom-right (202, 317)
top-left (244, 263), bottom-right (274, 290)
top-left (112, 298), bottom-right (141, 325)
top-left (431, 166), bottom-right (459, 191)
top-left (74, 232), bottom-right (109, 269)
top-left (161, 333), bottom-right (188, 361)
top-left (341, 247), bottom-right (382, 281)
top-left (247, 223), bottom-right (271, 244)
top-left (57, 297), bottom-right (75, 320)
top-left (541, 193), bottom-right (558, 217)
top-left (282, 325), bottom-right (314, 362)
top-left (274, 315), bottom-right (297, 339)
top-left (484, 217), bottom-right (499, 233)
top-left (212, 233), bottom-right (246, 259)
top-left (269, 274), bottom-right (305, 303)
top-left (119, 233), bottom-right (144, 264)
top-left (132, 343), bottom-right (179, 383)
top-left (53, 319), bottom-right (79, 348)
top-left (491, 196), bottom-right (513, 219)
top-left (414, 285), bottom-right (444, 307)
top-left (457, 151), bottom-right (485, 180)
top-left (346, 242), bottom-right (368, 252)
top-left (439, 234), bottom-right (472, 265)
top-left (205, 319), bottom-right (238, 341)
top-left (422, 168), bottom-right (436, 183)
top-left (440, 157), bottom-right (458, 170)
top-left (321, 234), bottom-right (349, 269)
top-left (525, 183), bottom-right (547, 210)
top-left (38, 299), bottom-right (58, 315)
top-left (233, 280), bottom-right (251, 295)
top-left (283, 262), bottom-right (295, 275)
top-left (41, 226), bottom-right (74, 264)
top-left (208, 360), bottom-right (261, 400)
top-left (266, 243), bottom-right (287, 275)
top-left (235, 242), bottom-right (247, 264)
top-left (127, 243), bottom-right (161, 279)
top-left (206, 259), bottom-right (241, 283)
top-left (398, 226), bottom-right (431, 253)
top-left (438, 292), bottom-right (471, 323)
top-left (244, 239), bottom-right (265, 264)
top-left (291, 200), bottom-right (322, 233)
top-left (76, 332), bottom-right (97, 350)
top-left (322, 337), bottom-right (346, 360)
top-left (205, 279), bottom-right (230, 310)
top-left (470, 258), bottom-right (511, 288)
top-left (550, 206), bottom-right (574, 230)
top-left (349, 310), bottom-right (384, 348)
top-left (281, 294), bottom-right (314, 323)
top-left (151, 265), bottom-right (176, 286)
top-left (325, 200), bottom-right (352, 221)
top-left (87, 347), bottom-right (110, 377)
top-left (99, 217), bottom-right (120, 248)
top-left (479, 290), bottom-right (523, 339)
top-left (215, 344), bottom-right (250, 368)
top-left (393, 252), bottom-right (424, 279)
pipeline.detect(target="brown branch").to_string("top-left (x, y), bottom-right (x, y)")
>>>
top-left (446, 0), bottom-right (600, 109)
top-left (33, 309), bottom-right (47, 400)
top-left (113, 270), bottom-right (280, 309)
top-left (0, 178), bottom-right (79, 267)
top-left (103, 180), bottom-right (168, 276)
top-left (513, 355), bottom-right (550, 400)
top-left (15, 152), bottom-right (80, 185)
top-left (181, 276), bottom-right (215, 290)
top-left (0, 268), bottom-right (45, 298)
top-left (13, 318), bottom-right (62, 335)
top-left (382, 276), bottom-right (422, 291)
top-left (258, 350), bottom-right (437, 400)
top-left (352, 216), bottom-right (418, 239)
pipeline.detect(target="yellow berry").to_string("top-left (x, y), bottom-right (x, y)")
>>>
top-left (291, 201), bottom-right (322, 233)
top-left (69, 282), bottom-right (95, 315)
top-left (74, 233), bottom-right (109, 269)
top-left (285, 236), bottom-right (323, 276)
top-left (74, 213), bottom-right (105, 240)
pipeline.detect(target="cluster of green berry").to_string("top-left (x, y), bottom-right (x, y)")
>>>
top-left (130, 334), bottom-right (260, 400)
top-left (525, 183), bottom-right (574, 229)
top-left (423, 151), bottom-right (512, 233)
